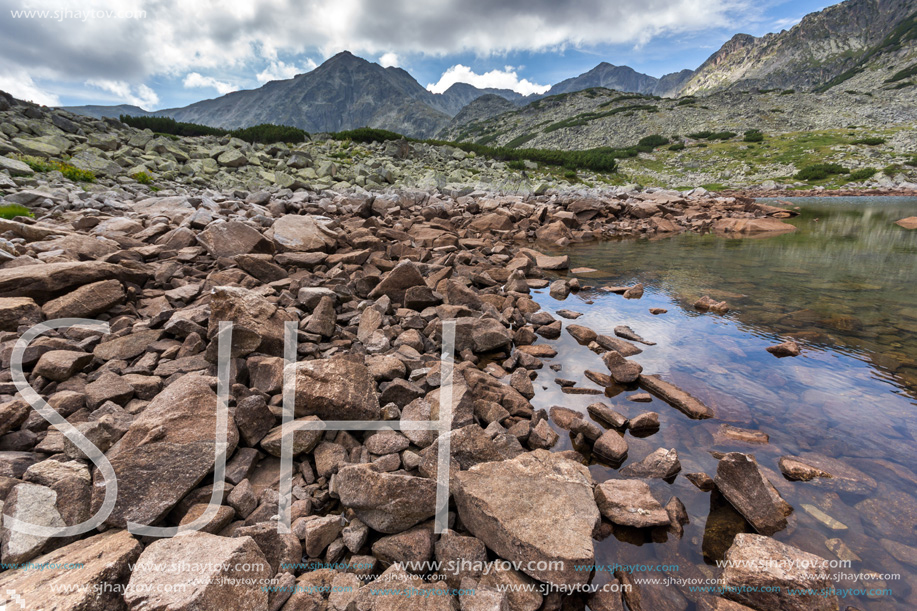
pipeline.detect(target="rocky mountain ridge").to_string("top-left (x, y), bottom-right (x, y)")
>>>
top-left (60, 0), bottom-right (917, 140)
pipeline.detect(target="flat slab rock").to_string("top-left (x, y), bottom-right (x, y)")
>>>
top-left (594, 479), bottom-right (670, 528)
top-left (125, 531), bottom-right (273, 611)
top-left (0, 529), bottom-right (142, 611)
top-left (453, 449), bottom-right (600, 586)
top-left (722, 533), bottom-right (838, 611)
top-left (638, 375), bottom-right (714, 419)
top-left (91, 375), bottom-right (239, 528)
top-left (714, 452), bottom-right (791, 536)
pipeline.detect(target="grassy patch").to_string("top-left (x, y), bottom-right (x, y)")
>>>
top-left (20, 155), bottom-right (95, 182)
top-left (0, 204), bottom-right (34, 220)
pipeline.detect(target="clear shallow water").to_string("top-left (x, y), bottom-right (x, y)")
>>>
top-left (528, 197), bottom-right (917, 609)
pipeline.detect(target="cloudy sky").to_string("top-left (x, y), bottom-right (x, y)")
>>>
top-left (0, 0), bottom-right (835, 109)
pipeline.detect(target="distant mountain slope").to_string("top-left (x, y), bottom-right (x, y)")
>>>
top-left (57, 104), bottom-right (153, 120)
top-left (680, 0), bottom-right (917, 94)
top-left (57, 0), bottom-right (917, 138)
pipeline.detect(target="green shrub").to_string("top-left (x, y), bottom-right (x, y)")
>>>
top-left (906, 156), bottom-right (917, 167)
top-left (668, 142), bottom-right (686, 151)
top-left (637, 135), bottom-right (669, 149)
top-left (887, 62), bottom-right (917, 83)
top-left (120, 115), bottom-right (309, 144)
top-left (330, 127), bottom-right (403, 143)
top-left (132, 171), bottom-right (153, 184)
top-left (795, 163), bottom-right (848, 181)
top-left (780, 89), bottom-right (795, 95)
top-left (848, 168), bottom-right (877, 181)
top-left (743, 130), bottom-right (764, 143)
top-left (564, 169), bottom-right (578, 181)
top-left (688, 130), bottom-right (736, 141)
top-left (884, 164), bottom-right (903, 177)
top-left (506, 160), bottom-right (526, 170)
top-left (852, 137), bottom-right (886, 145)
top-left (504, 133), bottom-right (537, 149)
top-left (0, 204), bottom-right (34, 220)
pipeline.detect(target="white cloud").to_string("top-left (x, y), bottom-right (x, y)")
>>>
top-left (427, 65), bottom-right (550, 95)
top-left (182, 72), bottom-right (238, 95)
top-left (255, 59), bottom-right (316, 83)
top-left (0, 0), bottom-right (755, 103)
top-left (379, 52), bottom-right (400, 68)
top-left (0, 69), bottom-right (61, 106)
top-left (86, 79), bottom-right (159, 108)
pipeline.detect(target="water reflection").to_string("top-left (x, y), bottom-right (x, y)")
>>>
top-left (527, 197), bottom-right (917, 609)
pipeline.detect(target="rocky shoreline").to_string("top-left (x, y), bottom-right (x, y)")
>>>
top-left (0, 92), bottom-right (875, 611)
top-left (718, 187), bottom-right (917, 199)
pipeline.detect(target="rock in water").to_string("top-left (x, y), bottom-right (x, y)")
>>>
top-left (90, 376), bottom-right (239, 528)
top-left (721, 534), bottom-right (838, 611)
top-left (594, 479), bottom-right (670, 528)
top-left (453, 450), bottom-right (600, 586)
top-left (714, 452), bottom-right (791, 536)
top-left (638, 375), bottom-right (714, 419)
top-left (895, 216), bottom-right (917, 229)
top-left (124, 531), bottom-right (272, 611)
top-left (613, 325), bottom-right (655, 345)
top-left (766, 341), bottom-right (800, 357)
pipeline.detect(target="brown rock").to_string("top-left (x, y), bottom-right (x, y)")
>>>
top-left (293, 356), bottom-right (381, 420)
top-left (0, 297), bottom-right (40, 331)
top-left (34, 350), bottom-right (92, 381)
top-left (721, 534), bottom-right (838, 611)
top-left (208, 285), bottom-right (295, 358)
top-left (41, 279), bottom-right (125, 319)
top-left (638, 375), bottom-right (714, 419)
top-left (0, 261), bottom-right (147, 302)
top-left (267, 214), bottom-right (337, 252)
top-left (714, 452), bottom-right (791, 536)
top-left (713, 218), bottom-right (797, 235)
top-left (333, 464), bottom-right (437, 533)
top-left (124, 531), bottom-right (272, 611)
top-left (453, 450), bottom-right (600, 586)
top-left (602, 351), bottom-right (643, 384)
top-left (198, 221), bottom-right (274, 258)
top-left (895, 216), bottom-right (917, 230)
top-left (694, 296), bottom-right (730, 314)
top-left (620, 448), bottom-right (681, 479)
top-left (594, 479), bottom-right (670, 528)
top-left (766, 341), bottom-right (800, 357)
top-left (90, 375), bottom-right (239, 528)
top-left (0, 529), bottom-right (141, 611)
